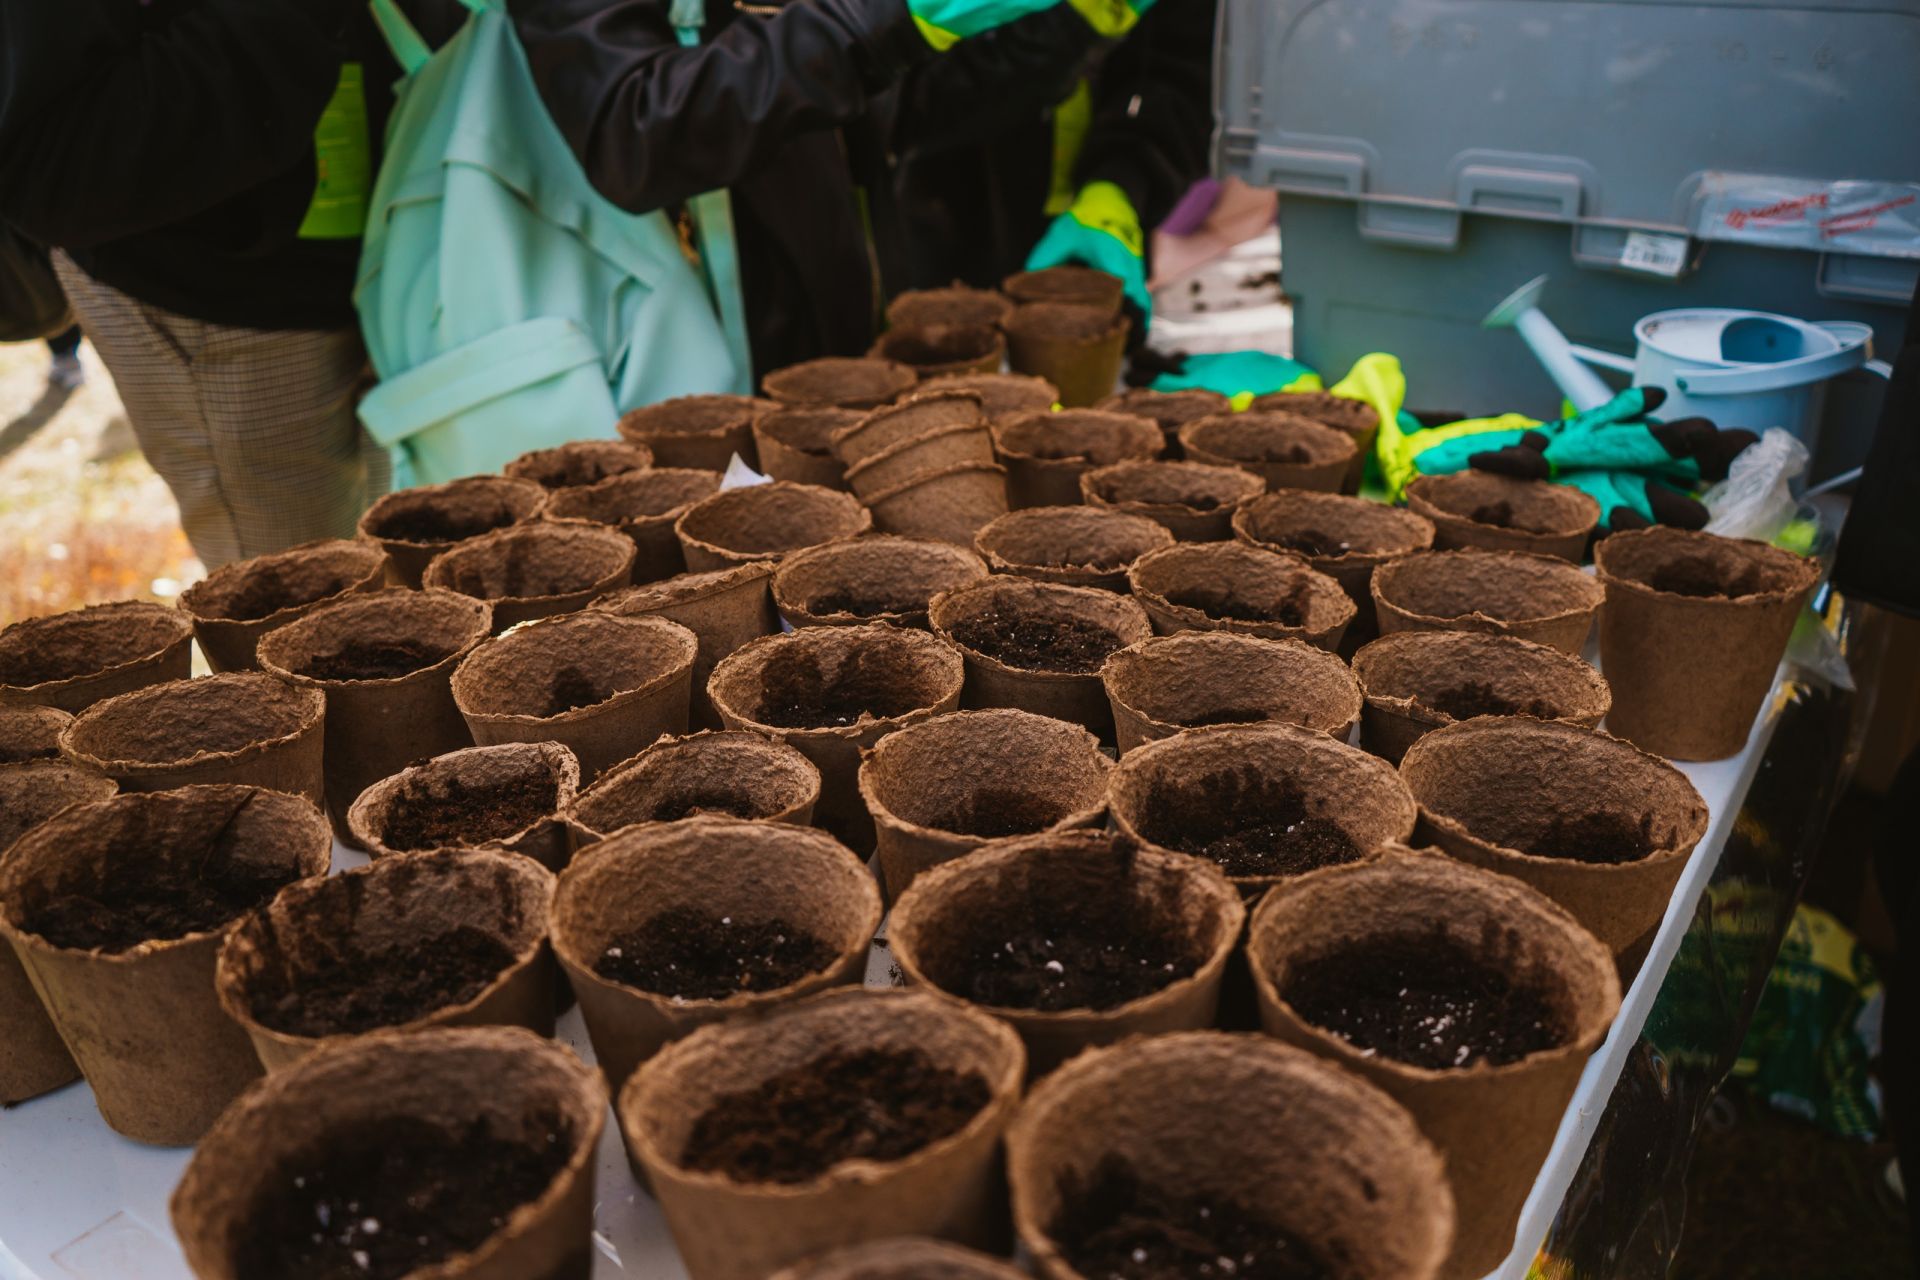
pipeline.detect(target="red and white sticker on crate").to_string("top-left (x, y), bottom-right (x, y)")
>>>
top-left (1693, 175), bottom-right (1920, 259)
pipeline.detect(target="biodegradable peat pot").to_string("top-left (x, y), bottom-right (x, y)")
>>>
top-left (451, 612), bottom-right (697, 782)
top-left (0, 600), bottom-right (193, 712)
top-left (707, 623), bottom-right (965, 850)
top-left (552, 816), bottom-right (881, 1094)
top-left (0, 703), bottom-right (70, 762)
top-left (1102, 631), bottom-right (1364, 753)
top-left (543, 467), bottom-right (722, 584)
top-left (1371, 549), bottom-right (1606, 655)
top-left (1250, 389), bottom-right (1382, 492)
top-left (1178, 411), bottom-right (1356, 494)
top-left (1246, 852), bottom-right (1620, 1280)
top-left (864, 462), bottom-right (1012, 547)
top-left (0, 785), bottom-right (330, 1143)
top-left (348, 742), bottom-right (580, 873)
top-left (887, 284), bottom-right (1015, 331)
top-left (1352, 631), bottom-right (1611, 764)
top-left (764, 357), bottom-right (919, 410)
top-left (1007, 1031), bottom-right (1453, 1280)
top-left (1002, 265), bottom-right (1123, 314)
top-left (424, 521), bottom-right (637, 631)
top-left (1004, 304), bottom-right (1129, 409)
top-left (257, 588), bottom-right (492, 834)
top-left (1095, 387), bottom-right (1231, 458)
top-left (830, 390), bottom-right (986, 468)
top-left (596, 563), bottom-right (779, 728)
top-left (1594, 527), bottom-right (1822, 760)
top-left (920, 372), bottom-right (1059, 421)
top-left (171, 1026), bottom-right (606, 1280)
top-left (1109, 721), bottom-right (1417, 897)
top-left (505, 438), bottom-right (656, 489)
top-left (216, 848), bottom-right (557, 1072)
top-left (565, 729), bottom-right (822, 842)
top-left (674, 481), bottom-right (872, 573)
top-left (1399, 716), bottom-right (1710, 953)
top-left (1233, 488), bottom-right (1437, 606)
top-left (179, 538), bottom-right (389, 672)
top-left (845, 424), bottom-right (998, 501)
top-left (871, 322), bottom-right (1006, 379)
top-left (890, 830), bottom-right (1243, 1073)
top-left (858, 709), bottom-right (1112, 902)
top-left (928, 576), bottom-right (1150, 735)
top-left (1128, 541), bottom-right (1356, 651)
top-left (974, 505), bottom-right (1173, 591)
top-left (358, 474), bottom-right (547, 587)
top-left (774, 536), bottom-right (989, 629)
top-left (753, 406), bottom-right (862, 490)
top-left (618, 394), bottom-right (763, 471)
top-left (60, 672), bottom-right (326, 805)
top-left (769, 1238), bottom-right (1027, 1280)
top-left (1407, 472), bottom-right (1600, 561)
top-left (1080, 459), bottom-right (1264, 541)
top-left (619, 988), bottom-right (1026, 1280)
top-left (991, 409), bottom-right (1162, 509)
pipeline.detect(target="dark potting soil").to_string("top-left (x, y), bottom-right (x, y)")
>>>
top-left (246, 927), bottom-right (521, 1038)
top-left (445, 537), bottom-right (571, 601)
top-left (218, 565), bottom-right (358, 622)
top-left (22, 858), bottom-right (295, 953)
top-left (680, 1048), bottom-right (990, 1184)
top-left (234, 1113), bottom-right (574, 1280)
top-left (1267, 528), bottom-right (1352, 558)
top-left (1647, 554), bottom-right (1766, 599)
top-left (370, 502), bottom-right (519, 545)
top-left (1162, 582), bottom-right (1308, 627)
top-left (1177, 705), bottom-right (1273, 728)
top-left (1525, 809), bottom-right (1658, 865)
top-left (1282, 924), bottom-right (1568, 1068)
top-left (1416, 681), bottom-right (1558, 721)
top-left (1252, 444), bottom-right (1313, 465)
top-left (539, 664), bottom-right (613, 716)
top-left (947, 607), bottom-right (1123, 674)
top-left (299, 638), bottom-right (453, 681)
top-left (380, 776), bottom-right (559, 851)
top-left (1051, 1156), bottom-right (1332, 1280)
top-left (920, 786), bottom-right (1070, 839)
top-left (0, 740), bottom-right (59, 764)
top-left (752, 643), bottom-right (934, 728)
top-left (634, 787), bottom-right (759, 823)
top-left (0, 643), bottom-right (122, 687)
top-left (536, 453), bottom-right (643, 488)
top-left (593, 906), bottom-right (836, 1001)
top-left (1139, 769), bottom-right (1362, 879)
top-left (806, 588), bottom-right (925, 619)
top-left (1467, 500), bottom-right (1518, 529)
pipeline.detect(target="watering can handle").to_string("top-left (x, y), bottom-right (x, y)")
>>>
top-left (1674, 322), bottom-right (1877, 397)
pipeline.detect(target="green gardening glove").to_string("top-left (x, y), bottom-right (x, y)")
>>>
top-left (1553, 468), bottom-right (1711, 534)
top-left (1026, 181), bottom-right (1152, 326)
top-left (909, 0), bottom-right (1067, 48)
top-left (1065, 0), bottom-right (1157, 35)
top-left (1138, 349), bottom-right (1319, 398)
top-left (1469, 387), bottom-right (1757, 482)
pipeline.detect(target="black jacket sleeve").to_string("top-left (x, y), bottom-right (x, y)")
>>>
top-left (888, 4), bottom-right (1099, 156)
top-left (1071, 0), bottom-right (1215, 231)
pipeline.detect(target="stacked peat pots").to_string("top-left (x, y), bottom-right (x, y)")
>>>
top-left (1001, 267), bottom-right (1128, 407)
top-left (835, 392), bottom-right (1009, 545)
top-left (991, 409), bottom-right (1162, 509)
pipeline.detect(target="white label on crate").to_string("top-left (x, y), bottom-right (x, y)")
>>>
top-left (1619, 231), bottom-right (1689, 277)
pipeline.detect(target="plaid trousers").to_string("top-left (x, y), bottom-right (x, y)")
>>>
top-left (53, 253), bottom-right (391, 569)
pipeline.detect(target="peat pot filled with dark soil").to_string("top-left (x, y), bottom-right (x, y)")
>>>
top-left (216, 848), bottom-right (556, 1072)
top-left (1371, 549), bottom-right (1605, 655)
top-left (1102, 631), bottom-right (1364, 754)
top-left (1096, 387), bottom-right (1231, 457)
top-left (890, 829), bottom-right (1244, 1073)
top-left (619, 988), bottom-right (1026, 1280)
top-left (1594, 526), bottom-right (1821, 761)
top-left (774, 536), bottom-right (988, 629)
top-left (752, 406), bottom-right (862, 490)
top-left (974, 505), bottom-right (1173, 592)
top-left (1406, 472), bottom-right (1600, 561)
top-left (451, 611), bottom-right (697, 782)
top-left (764, 357), bottom-right (919, 410)
top-left (928, 575), bottom-right (1150, 734)
top-left (348, 742), bottom-right (580, 874)
top-left (1178, 411), bottom-right (1356, 494)
top-left (1249, 389), bottom-right (1383, 492)
top-left (1399, 716), bottom-right (1710, 954)
top-left (0, 703), bottom-right (70, 762)
top-left (505, 437), bottom-right (655, 490)
top-left (565, 729), bottom-right (821, 842)
top-left (870, 322), bottom-right (1006, 379)
top-left (707, 623), bottom-right (965, 850)
top-left (1001, 265), bottom-right (1124, 314)
top-left (920, 372), bottom-right (1060, 422)
top-left (1246, 851), bottom-right (1620, 1280)
top-left (1003, 303), bottom-right (1129, 409)
top-left (542, 467), bottom-right (722, 584)
top-left (769, 1238), bottom-right (1029, 1280)
top-left (60, 671), bottom-right (326, 805)
top-left (1352, 631), bottom-right (1611, 764)
top-left (674, 481), bottom-right (872, 573)
top-left (180, 538), bottom-right (389, 672)
top-left (553, 816), bottom-right (881, 1094)
top-left (0, 785), bottom-right (330, 1143)
top-left (1080, 459), bottom-right (1265, 541)
top-left (887, 284), bottom-right (1015, 331)
top-left (1109, 721), bottom-right (1417, 896)
top-left (991, 409), bottom-right (1163, 509)
top-left (424, 521), bottom-right (636, 632)
top-left (0, 599), bottom-right (193, 712)
top-left (595, 563), bottom-right (779, 728)
top-left (1128, 541), bottom-right (1356, 651)
top-left (829, 390), bottom-right (987, 469)
top-left (858, 708), bottom-right (1112, 902)
top-left (256, 588), bottom-right (491, 834)
top-left (357, 474), bottom-right (547, 587)
top-left (617, 393), bottom-right (762, 471)
top-left (1006, 1031), bottom-right (1454, 1280)
top-left (171, 1026), bottom-right (606, 1280)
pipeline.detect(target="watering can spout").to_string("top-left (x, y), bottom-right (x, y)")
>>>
top-left (1482, 275), bottom-right (1620, 412)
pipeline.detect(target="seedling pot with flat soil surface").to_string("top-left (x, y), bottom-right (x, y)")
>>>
top-left (1249, 389), bottom-right (1382, 492)
top-left (347, 742), bottom-right (580, 874)
top-left (886, 285), bottom-right (1015, 331)
top-left (752, 406), bottom-right (861, 489)
top-left (1178, 411), bottom-right (1356, 494)
top-left (1233, 489), bottom-right (1436, 609)
top-left (1079, 459), bottom-right (1264, 541)
top-left (1001, 265), bottom-right (1124, 314)
top-left (773, 536), bottom-right (988, 629)
top-left (674, 481), bottom-right (872, 572)
top-left (595, 563), bottom-right (779, 728)
top-left (764, 358), bottom-right (918, 410)
top-left (542, 468), bottom-right (723, 584)
top-left (564, 729), bottom-right (821, 842)
top-left (1127, 541), bottom-right (1355, 651)
top-left (617, 394), bottom-right (762, 471)
top-left (919, 373), bottom-right (1059, 422)
top-left (424, 521), bottom-right (637, 632)
top-left (844, 424), bottom-right (998, 501)
top-left (1371, 549), bottom-right (1605, 654)
top-left (0, 599), bottom-right (193, 712)
top-left (1406, 472), bottom-right (1599, 561)
top-left (863, 462), bottom-right (1011, 547)
top-left (358, 474), bottom-right (547, 587)
top-left (180, 538), bottom-right (389, 672)
top-left (992, 409), bottom-right (1163, 509)
top-left (870, 322), bottom-right (1006, 379)
top-left (1096, 387), bottom-right (1231, 458)
top-left (1003, 303), bottom-right (1128, 409)
top-left (505, 438), bottom-right (655, 489)
top-left (829, 391), bottom-right (986, 468)
top-left (973, 505), bottom-right (1173, 591)
top-left (767, 1238), bottom-right (1028, 1280)
top-left (0, 703), bottom-right (71, 762)
top-left (1102, 630), bottom-right (1363, 753)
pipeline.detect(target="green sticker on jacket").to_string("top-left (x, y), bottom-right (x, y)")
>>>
top-left (298, 63), bottom-right (372, 240)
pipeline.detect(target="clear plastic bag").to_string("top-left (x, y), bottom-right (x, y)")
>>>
top-left (1703, 428), bottom-right (1809, 542)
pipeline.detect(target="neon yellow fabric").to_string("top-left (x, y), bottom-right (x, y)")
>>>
top-left (913, 14), bottom-right (961, 49)
top-left (298, 63), bottom-right (372, 240)
top-left (1068, 0), bottom-right (1144, 34)
top-left (1378, 411), bottom-right (1540, 500)
top-left (1045, 80), bottom-right (1095, 216)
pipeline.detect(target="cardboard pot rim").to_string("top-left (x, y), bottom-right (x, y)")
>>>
top-left (989, 409), bottom-right (1164, 466)
top-left (1079, 459), bottom-right (1266, 516)
top-left (565, 728), bottom-right (823, 841)
top-left (763, 358), bottom-right (919, 407)
top-left (1371, 549), bottom-right (1606, 628)
top-left (868, 322), bottom-right (1006, 375)
top-left (927, 577), bottom-right (1151, 685)
top-left (0, 703), bottom-right (74, 758)
top-left (1405, 472), bottom-right (1600, 541)
top-left (707, 622), bottom-right (967, 741)
top-left (885, 284), bottom-right (1016, 330)
top-left (542, 466), bottom-right (723, 527)
top-left (345, 741), bottom-right (582, 859)
top-left (178, 538), bottom-right (390, 630)
top-left (57, 672), bottom-right (325, 776)
top-left (618, 393), bottom-right (764, 442)
top-left (1126, 542), bottom-right (1357, 640)
top-left (1177, 410), bottom-right (1358, 466)
top-left (0, 600), bottom-right (194, 699)
top-left (356, 474), bottom-right (548, 549)
top-left (255, 587), bottom-right (493, 690)
top-left (828, 391), bottom-right (989, 465)
top-left (1095, 387), bottom-right (1233, 426)
top-left (1593, 525), bottom-right (1822, 605)
top-left (449, 612), bottom-right (699, 728)
top-left (1001, 265), bottom-right (1125, 310)
top-left (1231, 490), bottom-right (1436, 567)
top-left (1351, 630), bottom-right (1611, 732)
top-left (766, 1237), bottom-right (1028, 1280)
top-left (973, 506), bottom-right (1174, 575)
top-left (673, 481), bottom-right (873, 562)
top-left (842, 422), bottom-right (995, 491)
top-left (503, 437), bottom-right (656, 487)
top-left (917, 373), bottom-right (1060, 417)
top-left (859, 460), bottom-right (1008, 510)
top-left (423, 520), bottom-right (638, 607)
top-left (1100, 630), bottom-right (1364, 738)
top-left (595, 561), bottom-right (774, 614)
top-left (772, 535), bottom-right (989, 626)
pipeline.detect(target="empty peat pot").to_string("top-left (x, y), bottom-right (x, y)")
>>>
top-left (215, 848), bottom-right (557, 1072)
top-left (1001, 265), bottom-right (1124, 314)
top-left (179, 538), bottom-right (389, 672)
top-left (1371, 549), bottom-right (1605, 655)
top-left (773, 535), bottom-right (988, 629)
top-left (451, 611), bottom-right (697, 782)
top-left (862, 461), bottom-right (1011, 547)
top-left (768, 1238), bottom-right (1028, 1280)
top-left (0, 599), bottom-right (192, 712)
top-left (1096, 387), bottom-right (1231, 457)
top-left (886, 284), bottom-right (1015, 331)
top-left (617, 393), bottom-right (762, 471)
top-left (707, 623), bottom-right (965, 850)
top-left (973, 505), bottom-right (1173, 592)
top-left (1178, 411), bottom-right (1356, 494)
top-left (357, 474), bottom-right (547, 587)
top-left (1250, 389), bottom-right (1383, 492)
top-left (1102, 630), bottom-right (1364, 753)
top-left (870, 321), bottom-right (1006, 378)
top-left (1352, 630), bottom-right (1611, 764)
top-left (565, 729), bottom-right (822, 842)
top-left (347, 742), bottom-right (581, 874)
top-left (0, 703), bottom-right (71, 762)
top-left (552, 815), bottom-right (881, 1094)
top-left (928, 575), bottom-right (1150, 735)
top-left (1246, 851), bottom-right (1620, 1280)
top-left (890, 829), bottom-right (1244, 1073)
top-left (763, 357), bottom-right (918, 410)
top-left (595, 562), bottom-right (779, 728)
top-left (843, 422), bottom-right (997, 502)
top-left (1108, 721), bottom-right (1417, 896)
top-left (1003, 303), bottom-right (1129, 409)
top-left (618, 988), bottom-right (1026, 1280)
top-left (1128, 541), bottom-right (1356, 651)
top-left (1594, 526), bottom-right (1821, 761)
top-left (991, 409), bottom-right (1163, 509)
top-left (1398, 716), bottom-right (1710, 953)
top-left (541, 467), bottom-right (722, 583)
top-left (171, 1026), bottom-right (606, 1280)
top-left (829, 390), bottom-right (986, 468)
top-left (59, 671), bottom-right (326, 805)
top-left (0, 784), bottom-right (330, 1144)
top-left (858, 708), bottom-right (1112, 901)
top-left (673, 480), bottom-right (871, 572)
top-left (504, 437), bottom-right (655, 489)
top-left (256, 587), bottom-right (491, 834)
top-left (1406, 472), bottom-right (1600, 561)
top-left (919, 372), bottom-right (1059, 421)
top-left (1080, 459), bottom-right (1265, 541)
top-left (1006, 1031), bottom-right (1453, 1280)
top-left (752, 406), bottom-right (862, 489)
top-left (424, 521), bottom-right (637, 631)
top-left (1232, 489), bottom-right (1437, 607)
